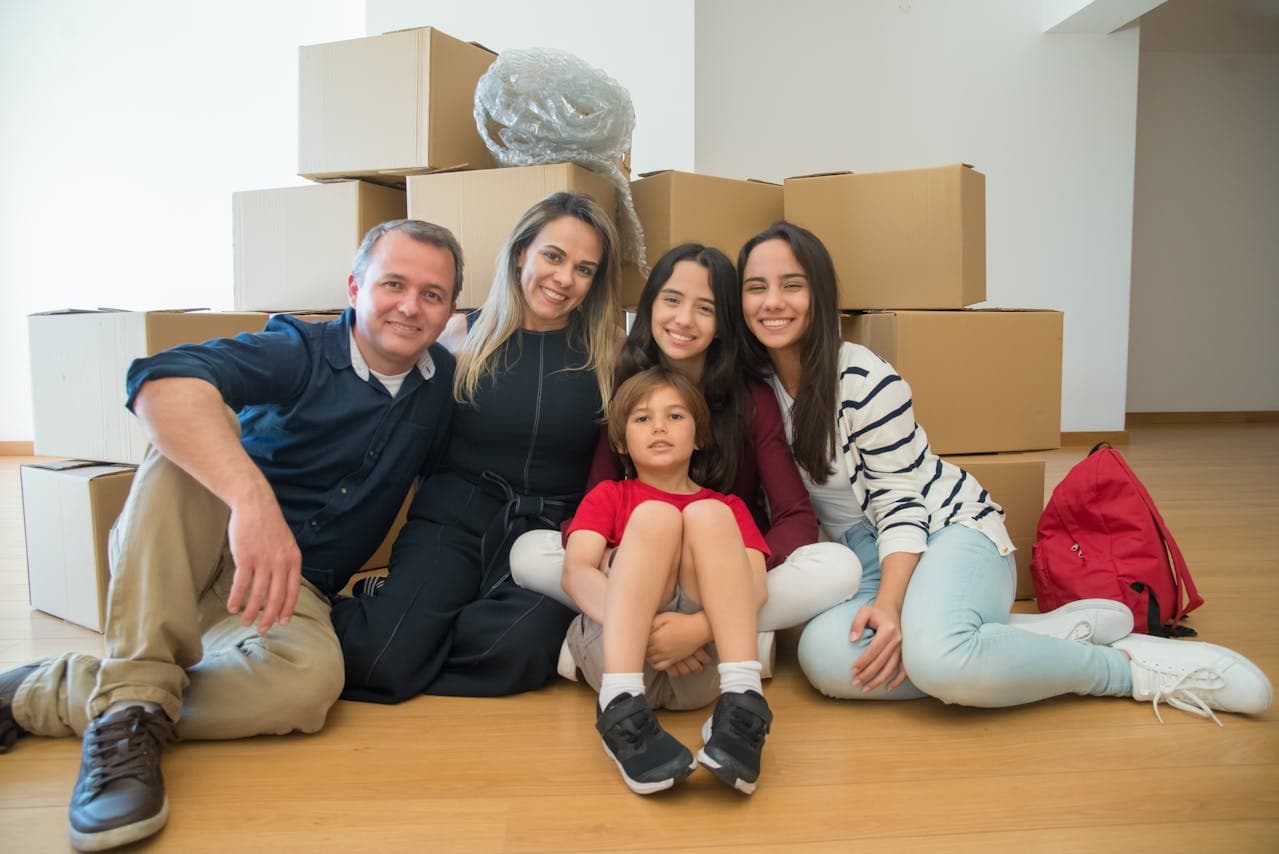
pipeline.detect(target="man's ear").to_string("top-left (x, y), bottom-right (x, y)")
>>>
top-left (347, 274), bottom-right (360, 308)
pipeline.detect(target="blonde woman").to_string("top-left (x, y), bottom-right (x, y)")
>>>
top-left (333, 192), bottom-right (623, 702)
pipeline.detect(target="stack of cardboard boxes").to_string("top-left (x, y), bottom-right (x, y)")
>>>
top-left (22, 25), bottom-right (1064, 632)
top-left (784, 164), bottom-right (1062, 598)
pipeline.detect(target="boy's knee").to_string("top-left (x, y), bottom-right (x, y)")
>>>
top-left (625, 500), bottom-right (683, 535)
top-left (681, 498), bottom-right (734, 527)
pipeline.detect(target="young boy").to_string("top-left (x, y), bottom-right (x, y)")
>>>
top-left (562, 367), bottom-right (773, 795)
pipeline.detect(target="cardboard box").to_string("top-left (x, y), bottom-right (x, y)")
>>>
top-left (943, 454), bottom-right (1045, 599)
top-left (21, 461), bottom-right (137, 631)
top-left (298, 27), bottom-right (496, 181)
top-left (841, 309), bottom-right (1062, 454)
top-left (29, 310), bottom-right (269, 465)
top-left (407, 163), bottom-right (617, 308)
top-left (785, 164), bottom-right (985, 309)
top-left (623, 171), bottom-right (782, 305)
top-left (234, 181), bottom-right (406, 311)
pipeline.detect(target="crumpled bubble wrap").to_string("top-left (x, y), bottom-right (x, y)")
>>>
top-left (474, 47), bottom-right (645, 273)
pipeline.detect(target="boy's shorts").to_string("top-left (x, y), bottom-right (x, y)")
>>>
top-left (566, 586), bottom-right (720, 711)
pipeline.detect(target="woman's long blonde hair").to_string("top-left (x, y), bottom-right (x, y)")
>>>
top-left (453, 192), bottom-right (622, 412)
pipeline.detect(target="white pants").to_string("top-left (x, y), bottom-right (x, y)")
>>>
top-left (508, 530), bottom-right (862, 632)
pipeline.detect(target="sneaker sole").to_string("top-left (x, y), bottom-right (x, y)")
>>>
top-left (69, 798), bottom-right (169, 851)
top-left (601, 742), bottom-right (697, 796)
top-left (1125, 639), bottom-right (1275, 716)
top-left (697, 717), bottom-right (759, 795)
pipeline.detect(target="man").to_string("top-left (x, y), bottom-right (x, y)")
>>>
top-left (0, 219), bottom-right (461, 851)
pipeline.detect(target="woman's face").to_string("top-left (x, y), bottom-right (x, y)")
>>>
top-left (517, 215), bottom-right (603, 332)
top-left (650, 260), bottom-right (716, 378)
top-left (741, 238), bottom-right (812, 358)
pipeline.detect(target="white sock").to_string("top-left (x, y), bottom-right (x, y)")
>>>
top-left (103, 699), bottom-right (163, 718)
top-left (599, 672), bottom-right (645, 711)
top-left (718, 660), bottom-right (764, 696)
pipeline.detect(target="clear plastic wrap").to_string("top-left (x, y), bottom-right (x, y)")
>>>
top-left (474, 48), bottom-right (645, 272)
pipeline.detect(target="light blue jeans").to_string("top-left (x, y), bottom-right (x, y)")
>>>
top-left (797, 521), bottom-right (1133, 706)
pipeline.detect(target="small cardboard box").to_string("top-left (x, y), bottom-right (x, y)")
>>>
top-left (623, 171), bottom-right (782, 305)
top-left (298, 27), bottom-right (496, 181)
top-left (407, 163), bottom-right (617, 309)
top-left (29, 310), bottom-right (269, 465)
top-left (234, 181), bottom-right (406, 311)
top-left (943, 453), bottom-right (1046, 599)
top-left (785, 164), bottom-right (985, 309)
top-left (841, 309), bottom-right (1062, 455)
top-left (20, 461), bottom-right (137, 631)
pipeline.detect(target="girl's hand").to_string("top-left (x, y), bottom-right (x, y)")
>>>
top-left (647, 611), bottom-right (712, 673)
top-left (850, 602), bottom-right (908, 693)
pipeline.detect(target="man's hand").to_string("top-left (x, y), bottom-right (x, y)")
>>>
top-left (647, 611), bottom-right (712, 674)
top-left (849, 601), bottom-right (908, 693)
top-left (225, 496), bottom-right (302, 635)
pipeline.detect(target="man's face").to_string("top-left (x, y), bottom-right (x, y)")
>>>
top-left (347, 231), bottom-right (456, 375)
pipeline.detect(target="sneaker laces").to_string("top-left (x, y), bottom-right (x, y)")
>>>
top-left (81, 708), bottom-right (178, 794)
top-left (610, 705), bottom-right (661, 750)
top-left (1144, 668), bottom-right (1225, 727)
top-left (722, 703), bottom-right (770, 748)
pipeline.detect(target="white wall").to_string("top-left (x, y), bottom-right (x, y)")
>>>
top-left (1127, 15), bottom-right (1279, 411)
top-left (695, 0), bottom-right (1142, 432)
top-left (0, 0), bottom-right (365, 441)
top-left (365, 0), bottom-right (696, 177)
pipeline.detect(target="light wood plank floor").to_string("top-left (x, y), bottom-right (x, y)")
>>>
top-left (1, 423), bottom-right (1277, 852)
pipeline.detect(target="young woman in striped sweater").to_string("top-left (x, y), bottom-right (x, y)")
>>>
top-left (735, 221), bottom-right (1271, 722)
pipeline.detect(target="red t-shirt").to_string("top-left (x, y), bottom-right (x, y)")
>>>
top-left (567, 479), bottom-right (771, 558)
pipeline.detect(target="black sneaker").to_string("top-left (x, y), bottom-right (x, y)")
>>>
top-left (68, 705), bottom-right (178, 851)
top-left (696, 690), bottom-right (772, 795)
top-left (1, 662), bottom-right (41, 752)
top-left (351, 575), bottom-right (387, 598)
top-left (595, 693), bottom-right (696, 795)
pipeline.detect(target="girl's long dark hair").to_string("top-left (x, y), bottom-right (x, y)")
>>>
top-left (737, 222), bottom-right (841, 482)
top-left (618, 243), bottom-right (748, 492)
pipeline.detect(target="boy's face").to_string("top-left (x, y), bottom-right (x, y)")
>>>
top-left (623, 385), bottom-right (699, 475)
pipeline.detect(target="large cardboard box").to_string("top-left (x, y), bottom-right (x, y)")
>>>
top-left (20, 461), bottom-right (137, 631)
top-left (943, 454), bottom-right (1045, 599)
top-left (841, 309), bottom-right (1062, 455)
top-left (622, 171), bottom-right (782, 305)
top-left (785, 164), bottom-right (985, 309)
top-left (234, 181), bottom-right (406, 311)
top-left (407, 163), bottom-right (617, 308)
top-left (298, 27), bottom-right (496, 181)
top-left (29, 310), bottom-right (269, 465)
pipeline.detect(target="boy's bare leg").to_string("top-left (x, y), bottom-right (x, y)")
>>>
top-left (602, 501), bottom-right (683, 673)
top-left (678, 500), bottom-right (758, 662)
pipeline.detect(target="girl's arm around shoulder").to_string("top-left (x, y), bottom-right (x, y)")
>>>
top-left (745, 379), bottom-right (819, 566)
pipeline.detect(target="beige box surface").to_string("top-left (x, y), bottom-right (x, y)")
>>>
top-left (623, 171), bottom-right (782, 305)
top-left (943, 453), bottom-right (1045, 599)
top-left (29, 310), bottom-right (269, 465)
top-left (407, 163), bottom-right (616, 309)
top-left (786, 164), bottom-right (985, 309)
top-left (842, 309), bottom-right (1062, 455)
top-left (21, 461), bottom-right (137, 631)
top-left (234, 181), bottom-right (406, 311)
top-left (299, 27), bottom-right (496, 181)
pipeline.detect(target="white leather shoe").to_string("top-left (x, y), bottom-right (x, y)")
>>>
top-left (1113, 633), bottom-right (1273, 725)
top-left (556, 637), bottom-right (579, 682)
top-left (757, 631), bottom-right (776, 680)
top-left (1009, 598), bottom-right (1134, 645)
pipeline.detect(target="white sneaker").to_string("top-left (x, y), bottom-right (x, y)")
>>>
top-left (1112, 634), bottom-right (1274, 725)
top-left (556, 637), bottom-right (579, 682)
top-left (757, 631), bottom-right (776, 680)
top-left (1008, 599), bottom-right (1133, 645)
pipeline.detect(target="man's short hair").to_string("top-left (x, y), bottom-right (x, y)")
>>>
top-left (351, 219), bottom-right (464, 300)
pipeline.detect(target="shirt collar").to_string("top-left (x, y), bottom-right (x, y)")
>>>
top-left (347, 330), bottom-right (436, 382)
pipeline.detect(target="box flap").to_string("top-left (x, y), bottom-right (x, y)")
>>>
top-left (746, 178), bottom-right (782, 187)
top-left (786, 170), bottom-right (854, 180)
top-left (468, 40), bottom-right (499, 56)
top-left (24, 459), bottom-right (102, 473)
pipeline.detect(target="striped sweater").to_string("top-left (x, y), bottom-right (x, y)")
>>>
top-left (775, 342), bottom-right (1014, 563)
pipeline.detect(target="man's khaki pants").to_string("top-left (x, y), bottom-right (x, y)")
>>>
top-left (14, 440), bottom-right (345, 740)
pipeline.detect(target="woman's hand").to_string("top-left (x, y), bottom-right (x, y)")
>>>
top-left (647, 611), bottom-right (712, 675)
top-left (849, 601), bottom-right (908, 693)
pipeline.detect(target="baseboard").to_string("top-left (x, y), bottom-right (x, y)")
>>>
top-left (1059, 430), bottom-right (1129, 447)
top-left (0, 441), bottom-right (35, 456)
top-left (1126, 411), bottom-right (1279, 425)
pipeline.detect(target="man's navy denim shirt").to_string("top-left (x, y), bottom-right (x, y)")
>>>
top-left (125, 308), bottom-right (455, 596)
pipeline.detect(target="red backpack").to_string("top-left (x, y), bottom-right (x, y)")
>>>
top-left (1031, 443), bottom-right (1203, 637)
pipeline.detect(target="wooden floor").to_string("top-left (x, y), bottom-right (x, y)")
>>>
top-left (1, 423), bottom-right (1277, 852)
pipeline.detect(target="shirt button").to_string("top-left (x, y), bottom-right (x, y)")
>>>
top-left (340, 488), bottom-right (347, 494)
top-left (310, 521), bottom-right (317, 527)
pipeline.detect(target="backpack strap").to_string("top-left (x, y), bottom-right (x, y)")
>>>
top-left (1108, 450), bottom-right (1205, 626)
